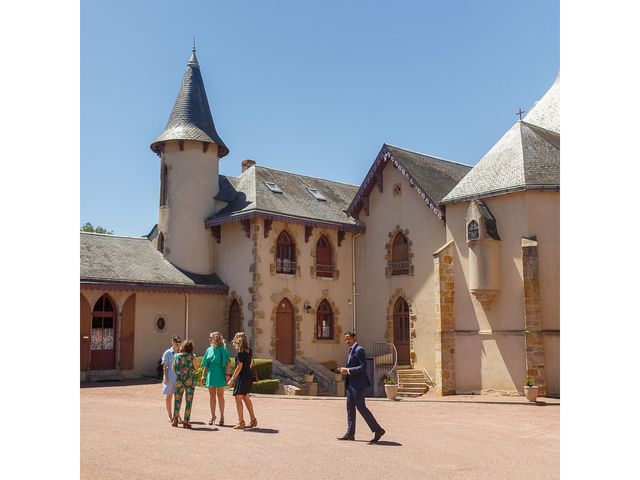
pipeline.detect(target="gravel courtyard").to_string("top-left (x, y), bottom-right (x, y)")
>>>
top-left (81, 380), bottom-right (559, 480)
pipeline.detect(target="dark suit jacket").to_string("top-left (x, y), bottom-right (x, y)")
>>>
top-left (346, 343), bottom-right (371, 391)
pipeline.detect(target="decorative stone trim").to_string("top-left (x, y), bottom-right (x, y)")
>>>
top-left (248, 219), bottom-right (263, 355)
top-left (522, 236), bottom-right (546, 396)
top-left (269, 289), bottom-right (304, 360)
top-left (309, 293), bottom-right (342, 344)
top-left (433, 241), bottom-right (456, 396)
top-left (384, 225), bottom-right (415, 278)
top-left (384, 288), bottom-right (415, 366)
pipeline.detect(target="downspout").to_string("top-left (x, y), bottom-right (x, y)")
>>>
top-left (351, 232), bottom-right (361, 332)
top-left (184, 293), bottom-right (190, 339)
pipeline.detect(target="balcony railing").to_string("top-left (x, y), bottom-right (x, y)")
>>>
top-left (390, 260), bottom-right (410, 275)
top-left (315, 263), bottom-right (335, 278)
top-left (276, 258), bottom-right (296, 274)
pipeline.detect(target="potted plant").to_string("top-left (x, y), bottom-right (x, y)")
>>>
top-left (524, 377), bottom-right (539, 402)
top-left (303, 369), bottom-right (314, 383)
top-left (383, 375), bottom-right (398, 400)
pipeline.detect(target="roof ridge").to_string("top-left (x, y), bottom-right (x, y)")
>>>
top-left (519, 120), bottom-right (560, 138)
top-left (385, 143), bottom-right (472, 168)
top-left (80, 232), bottom-right (148, 240)
top-left (254, 165), bottom-right (360, 188)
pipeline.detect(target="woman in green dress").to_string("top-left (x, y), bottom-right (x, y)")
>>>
top-left (201, 331), bottom-right (231, 426)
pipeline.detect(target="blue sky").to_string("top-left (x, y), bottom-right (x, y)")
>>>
top-left (81, 0), bottom-right (559, 236)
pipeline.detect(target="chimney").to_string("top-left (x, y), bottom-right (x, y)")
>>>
top-left (242, 159), bottom-right (256, 172)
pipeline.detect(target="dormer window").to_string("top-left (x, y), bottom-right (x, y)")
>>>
top-left (307, 188), bottom-right (327, 201)
top-left (467, 220), bottom-right (479, 241)
top-left (265, 181), bottom-right (283, 194)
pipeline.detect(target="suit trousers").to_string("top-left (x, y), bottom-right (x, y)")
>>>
top-left (346, 385), bottom-right (381, 435)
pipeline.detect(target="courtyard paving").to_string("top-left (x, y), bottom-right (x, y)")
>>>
top-left (81, 380), bottom-right (559, 480)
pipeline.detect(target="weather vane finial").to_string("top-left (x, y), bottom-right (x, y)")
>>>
top-left (192, 36), bottom-right (196, 53)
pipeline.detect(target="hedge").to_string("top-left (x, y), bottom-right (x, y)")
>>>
top-left (251, 379), bottom-right (280, 394)
top-left (194, 357), bottom-right (273, 386)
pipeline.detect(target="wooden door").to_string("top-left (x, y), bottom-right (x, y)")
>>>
top-left (119, 294), bottom-right (136, 370)
top-left (276, 298), bottom-right (294, 364)
top-left (90, 295), bottom-right (117, 370)
top-left (80, 294), bottom-right (92, 371)
top-left (393, 298), bottom-right (410, 365)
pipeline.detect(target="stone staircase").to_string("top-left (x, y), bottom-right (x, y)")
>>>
top-left (397, 366), bottom-right (430, 398)
top-left (271, 359), bottom-right (334, 396)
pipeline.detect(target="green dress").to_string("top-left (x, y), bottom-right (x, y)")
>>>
top-left (202, 345), bottom-right (230, 388)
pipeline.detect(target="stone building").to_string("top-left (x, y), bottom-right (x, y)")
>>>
top-left (80, 48), bottom-right (559, 397)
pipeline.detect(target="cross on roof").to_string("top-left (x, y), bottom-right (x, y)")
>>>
top-left (516, 108), bottom-right (525, 120)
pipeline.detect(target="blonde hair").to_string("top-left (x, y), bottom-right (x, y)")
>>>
top-left (232, 332), bottom-right (250, 353)
top-left (209, 331), bottom-right (225, 347)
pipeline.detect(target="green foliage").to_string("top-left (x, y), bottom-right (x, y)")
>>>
top-left (196, 357), bottom-right (272, 385)
top-left (81, 222), bottom-right (113, 234)
top-left (250, 379), bottom-right (280, 394)
top-left (380, 374), bottom-right (396, 385)
top-left (524, 377), bottom-right (535, 387)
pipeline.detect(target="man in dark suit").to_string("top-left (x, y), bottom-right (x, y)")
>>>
top-left (337, 331), bottom-right (385, 443)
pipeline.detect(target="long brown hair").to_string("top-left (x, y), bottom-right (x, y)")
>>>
top-left (232, 332), bottom-right (250, 353)
top-left (209, 331), bottom-right (225, 347)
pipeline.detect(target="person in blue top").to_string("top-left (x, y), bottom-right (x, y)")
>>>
top-left (161, 335), bottom-right (182, 423)
top-left (201, 331), bottom-right (231, 426)
top-left (337, 331), bottom-right (385, 443)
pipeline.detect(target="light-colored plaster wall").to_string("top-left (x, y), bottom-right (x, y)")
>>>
top-left (158, 140), bottom-right (219, 274)
top-left (253, 220), bottom-right (352, 363)
top-left (355, 163), bottom-right (445, 376)
top-left (212, 221), bottom-right (253, 341)
top-left (445, 190), bottom-right (560, 394)
top-left (81, 290), bottom-right (224, 379)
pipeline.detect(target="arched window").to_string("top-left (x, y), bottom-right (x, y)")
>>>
top-left (160, 164), bottom-right (168, 206)
top-left (316, 300), bottom-right (333, 340)
top-left (91, 295), bottom-right (116, 351)
top-left (391, 233), bottom-right (410, 275)
top-left (467, 220), bottom-right (479, 241)
top-left (315, 235), bottom-right (333, 278)
top-left (228, 300), bottom-right (242, 341)
top-left (157, 232), bottom-right (165, 254)
top-left (276, 231), bottom-right (296, 274)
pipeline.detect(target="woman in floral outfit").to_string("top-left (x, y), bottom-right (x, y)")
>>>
top-left (172, 340), bottom-right (198, 429)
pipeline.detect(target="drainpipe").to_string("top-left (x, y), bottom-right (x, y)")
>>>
top-left (351, 232), bottom-right (361, 332)
top-left (184, 293), bottom-right (190, 339)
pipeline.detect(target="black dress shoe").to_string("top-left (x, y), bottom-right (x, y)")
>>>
top-left (337, 433), bottom-right (355, 441)
top-left (368, 428), bottom-right (385, 444)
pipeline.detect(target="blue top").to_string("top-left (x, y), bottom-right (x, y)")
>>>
top-left (161, 346), bottom-right (177, 394)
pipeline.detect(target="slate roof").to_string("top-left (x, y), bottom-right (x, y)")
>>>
top-left (386, 145), bottom-right (473, 202)
top-left (442, 76), bottom-right (560, 204)
top-left (150, 48), bottom-right (229, 157)
top-left (80, 232), bottom-right (226, 292)
top-left (206, 166), bottom-right (360, 229)
top-left (346, 144), bottom-right (472, 220)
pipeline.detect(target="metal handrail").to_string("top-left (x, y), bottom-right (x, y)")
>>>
top-left (421, 367), bottom-right (435, 387)
top-left (388, 342), bottom-right (398, 384)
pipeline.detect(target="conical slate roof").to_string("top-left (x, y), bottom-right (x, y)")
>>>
top-left (151, 48), bottom-right (229, 157)
top-left (442, 76), bottom-right (560, 204)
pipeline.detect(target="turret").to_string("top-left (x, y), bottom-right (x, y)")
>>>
top-left (150, 45), bottom-right (229, 274)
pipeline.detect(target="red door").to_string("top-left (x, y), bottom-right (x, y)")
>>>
top-left (276, 298), bottom-right (294, 364)
top-left (393, 298), bottom-right (410, 365)
top-left (90, 295), bottom-right (117, 370)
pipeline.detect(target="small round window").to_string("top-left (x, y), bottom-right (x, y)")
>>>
top-left (155, 317), bottom-right (166, 331)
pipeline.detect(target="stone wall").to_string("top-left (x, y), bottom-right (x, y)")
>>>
top-left (433, 241), bottom-right (456, 396)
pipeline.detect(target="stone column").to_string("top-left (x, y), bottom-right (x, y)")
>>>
top-left (433, 241), bottom-right (456, 396)
top-left (522, 237), bottom-right (546, 396)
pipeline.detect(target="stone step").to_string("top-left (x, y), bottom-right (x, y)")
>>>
top-left (398, 386), bottom-right (427, 392)
top-left (397, 392), bottom-right (424, 398)
top-left (399, 382), bottom-right (428, 388)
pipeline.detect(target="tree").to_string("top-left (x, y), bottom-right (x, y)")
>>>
top-left (81, 222), bottom-right (113, 235)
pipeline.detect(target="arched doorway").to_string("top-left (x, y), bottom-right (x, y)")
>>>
top-left (228, 300), bottom-right (242, 355)
top-left (275, 298), bottom-right (294, 364)
top-left (393, 297), bottom-right (410, 365)
top-left (90, 294), bottom-right (117, 370)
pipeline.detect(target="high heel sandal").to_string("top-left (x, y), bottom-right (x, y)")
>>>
top-left (171, 418), bottom-right (179, 428)
top-left (218, 416), bottom-right (224, 426)
top-left (233, 421), bottom-right (245, 429)
top-left (183, 421), bottom-right (192, 429)
top-left (208, 416), bottom-right (216, 425)
top-left (249, 418), bottom-right (258, 428)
